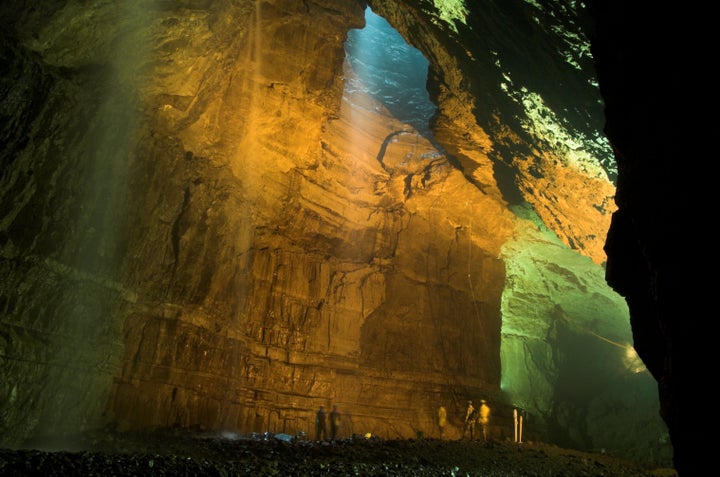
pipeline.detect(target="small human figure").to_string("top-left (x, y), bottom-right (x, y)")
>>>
top-left (437, 404), bottom-right (447, 439)
top-left (315, 405), bottom-right (327, 441)
top-left (478, 399), bottom-right (491, 441)
top-left (462, 400), bottom-right (476, 440)
top-left (329, 404), bottom-right (342, 440)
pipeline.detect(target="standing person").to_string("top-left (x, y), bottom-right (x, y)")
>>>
top-left (315, 405), bottom-right (327, 441)
top-left (437, 404), bottom-right (448, 439)
top-left (478, 399), bottom-right (491, 442)
top-left (329, 404), bottom-right (342, 440)
top-left (462, 400), bottom-right (475, 440)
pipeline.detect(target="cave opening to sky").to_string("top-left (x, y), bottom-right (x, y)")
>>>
top-left (344, 7), bottom-right (437, 141)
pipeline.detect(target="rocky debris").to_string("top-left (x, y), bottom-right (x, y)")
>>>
top-left (0, 430), bottom-right (676, 476)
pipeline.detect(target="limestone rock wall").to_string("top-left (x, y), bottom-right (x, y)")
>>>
top-left (587, 1), bottom-right (701, 473)
top-left (0, 0), bottom-right (669, 464)
top-left (367, 0), bottom-right (616, 267)
top-left (364, 0), bottom-right (668, 462)
top-left (0, 0), bottom-right (509, 445)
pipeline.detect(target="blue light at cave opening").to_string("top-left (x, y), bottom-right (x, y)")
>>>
top-left (344, 7), bottom-right (438, 140)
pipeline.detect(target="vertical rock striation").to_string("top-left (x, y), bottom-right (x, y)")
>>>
top-left (0, 0), bottom-right (669, 465)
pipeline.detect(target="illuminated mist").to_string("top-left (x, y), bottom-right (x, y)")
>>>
top-left (344, 7), bottom-right (437, 140)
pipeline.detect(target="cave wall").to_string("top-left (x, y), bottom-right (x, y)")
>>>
top-left (1, 0), bottom-right (511, 444)
top-left (0, 0), bottom-right (671, 465)
top-left (365, 0), bottom-right (669, 461)
top-left (586, 1), bottom-right (702, 474)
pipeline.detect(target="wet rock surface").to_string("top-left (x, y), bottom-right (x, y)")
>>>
top-left (0, 430), bottom-right (677, 476)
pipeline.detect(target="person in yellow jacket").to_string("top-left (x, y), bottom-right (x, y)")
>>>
top-left (478, 399), bottom-right (491, 441)
top-left (437, 404), bottom-right (447, 439)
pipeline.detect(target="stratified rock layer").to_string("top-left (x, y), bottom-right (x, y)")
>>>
top-left (0, 0), bottom-right (669, 466)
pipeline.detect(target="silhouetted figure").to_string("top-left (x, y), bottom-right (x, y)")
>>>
top-left (437, 404), bottom-right (447, 439)
top-left (315, 405), bottom-right (327, 441)
top-left (478, 399), bottom-right (491, 441)
top-left (329, 404), bottom-right (342, 440)
top-left (462, 400), bottom-right (476, 440)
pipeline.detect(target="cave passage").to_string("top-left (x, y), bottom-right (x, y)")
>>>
top-left (344, 6), bottom-right (437, 140)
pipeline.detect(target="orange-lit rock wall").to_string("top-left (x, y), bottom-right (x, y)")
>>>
top-left (107, 0), bottom-right (513, 438)
top-left (0, 0), bottom-right (509, 443)
top-left (0, 0), bottom-right (668, 464)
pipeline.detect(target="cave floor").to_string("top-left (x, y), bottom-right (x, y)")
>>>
top-left (1, 429), bottom-right (677, 476)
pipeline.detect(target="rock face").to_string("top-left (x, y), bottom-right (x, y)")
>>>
top-left (0, 0), bottom-right (670, 467)
top-left (586, 2), bottom-right (703, 475)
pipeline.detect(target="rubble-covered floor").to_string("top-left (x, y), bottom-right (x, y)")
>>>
top-left (0, 429), bottom-right (677, 476)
